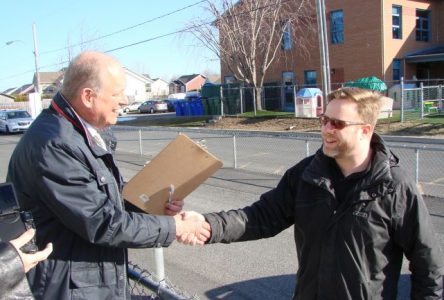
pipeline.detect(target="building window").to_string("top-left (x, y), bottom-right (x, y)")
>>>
top-left (416, 9), bottom-right (430, 42)
top-left (392, 59), bottom-right (402, 81)
top-left (392, 5), bottom-right (402, 39)
top-left (304, 70), bottom-right (317, 86)
top-left (145, 83), bottom-right (151, 93)
top-left (282, 21), bottom-right (292, 50)
top-left (330, 10), bottom-right (344, 44)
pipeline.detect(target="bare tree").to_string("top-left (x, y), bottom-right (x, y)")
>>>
top-left (187, 0), bottom-right (315, 110)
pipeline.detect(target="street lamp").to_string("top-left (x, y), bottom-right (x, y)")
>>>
top-left (5, 23), bottom-right (41, 94)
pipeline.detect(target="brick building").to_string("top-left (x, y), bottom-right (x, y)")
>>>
top-left (221, 0), bottom-right (444, 88)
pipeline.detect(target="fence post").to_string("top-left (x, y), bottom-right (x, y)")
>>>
top-left (138, 129), bottom-right (143, 156)
top-left (400, 77), bottom-right (404, 123)
top-left (240, 86), bottom-right (244, 114)
top-left (293, 85), bottom-right (297, 117)
top-left (220, 86), bottom-right (224, 116)
top-left (253, 87), bottom-right (257, 116)
top-left (233, 135), bottom-right (237, 169)
top-left (153, 248), bottom-right (165, 282)
top-left (415, 148), bottom-right (419, 185)
top-left (420, 82), bottom-right (424, 119)
top-left (438, 85), bottom-right (443, 111)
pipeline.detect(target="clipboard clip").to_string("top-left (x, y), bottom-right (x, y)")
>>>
top-left (196, 139), bottom-right (207, 150)
top-left (168, 184), bottom-right (175, 203)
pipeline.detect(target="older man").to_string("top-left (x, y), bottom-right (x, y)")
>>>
top-left (189, 87), bottom-right (444, 299)
top-left (7, 51), bottom-right (209, 299)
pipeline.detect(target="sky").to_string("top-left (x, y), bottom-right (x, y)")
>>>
top-left (0, 0), bottom-right (221, 92)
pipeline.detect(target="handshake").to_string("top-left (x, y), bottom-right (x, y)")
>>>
top-left (173, 211), bottom-right (210, 246)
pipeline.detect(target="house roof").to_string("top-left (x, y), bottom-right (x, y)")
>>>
top-left (177, 74), bottom-right (206, 84)
top-left (405, 45), bottom-right (444, 63)
top-left (38, 71), bottom-right (64, 84)
top-left (2, 87), bottom-right (18, 95)
top-left (14, 84), bottom-right (35, 95)
top-left (124, 68), bottom-right (152, 83)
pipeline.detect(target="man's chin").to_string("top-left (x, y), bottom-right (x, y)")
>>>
top-left (322, 146), bottom-right (338, 158)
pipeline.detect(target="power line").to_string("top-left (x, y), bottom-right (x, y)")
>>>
top-left (39, 0), bottom-right (207, 55)
top-left (2, 0), bottom-right (297, 83)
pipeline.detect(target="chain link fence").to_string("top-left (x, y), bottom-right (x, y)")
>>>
top-left (200, 79), bottom-right (444, 121)
top-left (128, 262), bottom-right (199, 300)
top-left (113, 126), bottom-right (444, 199)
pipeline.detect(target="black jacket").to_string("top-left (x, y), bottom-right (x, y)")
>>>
top-left (0, 241), bottom-right (33, 299)
top-left (205, 134), bottom-right (444, 299)
top-left (7, 93), bottom-right (176, 300)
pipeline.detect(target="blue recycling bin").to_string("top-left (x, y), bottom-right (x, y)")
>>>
top-left (195, 98), bottom-right (203, 115)
top-left (175, 100), bottom-right (188, 116)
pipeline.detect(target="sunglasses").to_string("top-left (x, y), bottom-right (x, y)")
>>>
top-left (319, 114), bottom-right (366, 130)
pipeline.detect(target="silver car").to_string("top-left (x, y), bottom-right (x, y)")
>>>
top-left (0, 110), bottom-right (34, 134)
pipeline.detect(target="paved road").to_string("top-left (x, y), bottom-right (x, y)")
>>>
top-left (1, 132), bottom-right (443, 299)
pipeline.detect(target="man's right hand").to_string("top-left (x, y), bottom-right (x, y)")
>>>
top-left (173, 211), bottom-right (211, 246)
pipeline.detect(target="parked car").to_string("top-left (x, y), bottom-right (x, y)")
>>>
top-left (138, 100), bottom-right (168, 114)
top-left (123, 101), bottom-right (142, 113)
top-left (0, 110), bottom-right (34, 134)
top-left (162, 99), bottom-right (177, 112)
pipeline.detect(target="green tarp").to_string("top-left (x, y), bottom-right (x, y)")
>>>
top-left (344, 76), bottom-right (387, 92)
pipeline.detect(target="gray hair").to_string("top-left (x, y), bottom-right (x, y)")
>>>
top-left (61, 54), bottom-right (102, 101)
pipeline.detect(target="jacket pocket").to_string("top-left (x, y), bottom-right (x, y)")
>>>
top-left (95, 169), bottom-right (120, 203)
top-left (70, 262), bottom-right (117, 288)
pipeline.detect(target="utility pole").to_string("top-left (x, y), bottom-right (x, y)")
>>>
top-left (32, 23), bottom-right (41, 94)
top-left (315, 0), bottom-right (331, 103)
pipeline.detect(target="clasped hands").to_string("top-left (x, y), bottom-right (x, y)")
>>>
top-left (173, 211), bottom-right (210, 246)
top-left (166, 200), bottom-right (210, 246)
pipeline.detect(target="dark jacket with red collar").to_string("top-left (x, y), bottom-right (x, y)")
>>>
top-left (205, 134), bottom-right (444, 299)
top-left (7, 92), bottom-right (175, 300)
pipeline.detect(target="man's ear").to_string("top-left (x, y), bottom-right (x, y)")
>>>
top-left (80, 88), bottom-right (95, 109)
top-left (361, 124), bottom-right (374, 139)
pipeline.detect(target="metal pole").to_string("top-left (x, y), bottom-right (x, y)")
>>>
top-left (32, 23), bottom-right (41, 94)
top-left (153, 248), bottom-right (165, 281)
top-left (400, 77), bottom-right (404, 122)
top-left (253, 87), bottom-right (257, 116)
top-left (138, 130), bottom-right (143, 156)
top-left (240, 86), bottom-right (244, 114)
top-left (420, 82), bottom-right (424, 119)
top-left (305, 140), bottom-right (310, 157)
top-left (293, 85), bottom-right (297, 117)
top-left (220, 86), bottom-right (224, 116)
top-left (415, 149), bottom-right (419, 185)
top-left (320, 0), bottom-right (331, 94)
top-left (315, 0), bottom-right (331, 102)
top-left (233, 135), bottom-right (237, 169)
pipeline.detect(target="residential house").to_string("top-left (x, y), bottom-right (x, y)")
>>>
top-left (169, 74), bottom-right (207, 95)
top-left (220, 0), bottom-right (444, 88)
top-left (149, 78), bottom-right (169, 99)
top-left (124, 68), bottom-right (151, 102)
top-left (0, 93), bottom-right (15, 104)
top-left (33, 71), bottom-right (64, 96)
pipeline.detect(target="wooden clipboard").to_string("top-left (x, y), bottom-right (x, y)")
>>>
top-left (122, 134), bottom-right (223, 215)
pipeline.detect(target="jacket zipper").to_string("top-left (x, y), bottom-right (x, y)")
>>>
top-left (112, 177), bottom-right (127, 300)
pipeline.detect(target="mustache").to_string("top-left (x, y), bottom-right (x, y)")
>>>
top-left (322, 133), bottom-right (335, 139)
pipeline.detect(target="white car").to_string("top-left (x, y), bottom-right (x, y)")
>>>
top-left (0, 110), bottom-right (34, 134)
top-left (123, 101), bottom-right (142, 113)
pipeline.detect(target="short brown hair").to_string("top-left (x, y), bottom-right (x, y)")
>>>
top-left (327, 87), bottom-right (382, 126)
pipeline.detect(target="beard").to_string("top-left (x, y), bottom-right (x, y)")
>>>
top-left (322, 134), bottom-right (349, 159)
